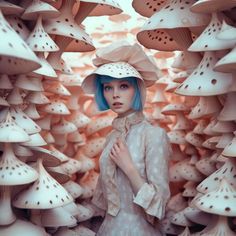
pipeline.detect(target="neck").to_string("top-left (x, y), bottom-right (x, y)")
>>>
top-left (117, 109), bottom-right (137, 118)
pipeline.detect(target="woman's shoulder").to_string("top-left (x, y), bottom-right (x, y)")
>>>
top-left (141, 120), bottom-right (167, 136)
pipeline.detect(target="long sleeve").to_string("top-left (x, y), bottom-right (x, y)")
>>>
top-left (133, 126), bottom-right (172, 222)
top-left (91, 174), bottom-right (106, 217)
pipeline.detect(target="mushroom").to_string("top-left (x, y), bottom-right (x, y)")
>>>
top-left (175, 51), bottom-right (233, 96)
top-left (13, 158), bottom-right (73, 209)
top-left (196, 159), bottom-right (236, 194)
top-left (0, 9), bottom-right (41, 74)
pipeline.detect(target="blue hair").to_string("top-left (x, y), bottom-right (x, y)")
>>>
top-left (94, 74), bottom-right (143, 111)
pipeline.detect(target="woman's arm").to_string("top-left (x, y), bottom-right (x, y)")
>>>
top-left (109, 137), bottom-right (145, 194)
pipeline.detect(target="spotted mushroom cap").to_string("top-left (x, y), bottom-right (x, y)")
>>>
top-left (214, 45), bottom-right (236, 73)
top-left (171, 209), bottom-right (193, 227)
top-left (161, 103), bottom-right (190, 116)
top-left (175, 51), bottom-right (233, 96)
top-left (86, 115), bottom-right (114, 136)
top-left (142, 0), bottom-right (210, 31)
top-left (63, 180), bottom-right (83, 199)
top-left (25, 91), bottom-right (50, 104)
top-left (44, 1), bottom-right (94, 45)
top-left (167, 130), bottom-right (187, 145)
top-left (197, 159), bottom-right (236, 194)
top-left (178, 160), bottom-right (204, 182)
top-left (193, 119), bottom-right (208, 134)
top-left (40, 206), bottom-right (77, 227)
top-left (222, 135), bottom-right (236, 157)
top-left (216, 133), bottom-right (234, 149)
top-left (22, 0), bottom-right (60, 20)
top-left (173, 112), bottom-right (193, 131)
top-left (51, 118), bottom-right (77, 134)
top-left (217, 20), bottom-right (236, 41)
top-left (188, 96), bottom-right (222, 120)
top-left (195, 156), bottom-right (217, 176)
top-left (42, 99), bottom-right (71, 115)
top-left (0, 74), bottom-right (13, 89)
top-left (0, 143), bottom-right (38, 185)
top-left (0, 113), bottom-right (30, 143)
top-left (60, 158), bottom-right (82, 175)
top-left (26, 16), bottom-right (59, 52)
top-left (6, 87), bottom-right (23, 105)
top-left (80, 0), bottom-right (122, 16)
top-left (15, 75), bottom-right (43, 92)
top-left (137, 27), bottom-right (180, 51)
top-left (5, 15), bottom-right (30, 40)
top-left (13, 158), bottom-right (73, 209)
top-left (21, 133), bottom-right (47, 147)
top-left (195, 178), bottom-right (236, 216)
top-left (22, 104), bottom-right (40, 120)
top-left (185, 132), bottom-right (204, 147)
top-left (188, 13), bottom-right (235, 52)
top-left (0, 10), bottom-right (41, 75)
top-left (10, 107), bottom-right (41, 135)
top-left (132, 0), bottom-right (167, 17)
top-left (190, 0), bottom-right (236, 14)
top-left (76, 203), bottom-right (95, 222)
top-left (80, 137), bottom-right (106, 158)
top-left (182, 181), bottom-right (198, 197)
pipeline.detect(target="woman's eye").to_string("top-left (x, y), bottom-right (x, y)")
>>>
top-left (104, 85), bottom-right (112, 91)
top-left (120, 84), bottom-right (129, 89)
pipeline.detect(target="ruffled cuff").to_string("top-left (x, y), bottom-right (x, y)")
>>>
top-left (133, 183), bottom-right (166, 220)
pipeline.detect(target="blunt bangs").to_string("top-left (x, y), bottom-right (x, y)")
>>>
top-left (94, 74), bottom-right (143, 111)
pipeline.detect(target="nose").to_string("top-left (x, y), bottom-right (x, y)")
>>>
top-left (113, 87), bottom-right (120, 98)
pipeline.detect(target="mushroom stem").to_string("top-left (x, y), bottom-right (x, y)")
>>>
top-left (0, 186), bottom-right (16, 225)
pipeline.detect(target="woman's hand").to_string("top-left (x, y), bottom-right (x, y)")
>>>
top-left (109, 137), bottom-right (145, 194)
top-left (109, 137), bottom-right (134, 175)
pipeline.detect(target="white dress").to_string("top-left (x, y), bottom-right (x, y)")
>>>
top-left (92, 112), bottom-right (172, 236)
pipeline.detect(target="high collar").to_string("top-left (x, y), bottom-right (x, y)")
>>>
top-left (112, 111), bottom-right (145, 136)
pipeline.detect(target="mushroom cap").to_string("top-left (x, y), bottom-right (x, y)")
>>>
top-left (0, 113), bottom-right (30, 143)
top-left (0, 143), bottom-right (38, 185)
top-left (171, 209), bottom-right (193, 227)
top-left (222, 135), bottom-right (236, 157)
top-left (15, 75), bottom-right (43, 91)
top-left (161, 103), bottom-right (190, 115)
top-left (86, 115), bottom-right (114, 136)
top-left (0, 1), bottom-right (24, 15)
top-left (22, 0), bottom-right (60, 20)
top-left (0, 10), bottom-right (41, 75)
top-left (217, 20), bottom-right (236, 41)
top-left (44, 81), bottom-right (71, 96)
top-left (214, 45), bottom-right (236, 73)
top-left (195, 156), bottom-right (217, 176)
top-left (63, 180), bottom-right (83, 199)
top-left (51, 118), bottom-right (77, 134)
top-left (189, 13), bottom-right (235, 52)
top-left (40, 206), bottom-right (77, 227)
top-left (132, 0), bottom-right (167, 17)
top-left (24, 104), bottom-right (41, 120)
top-left (13, 158), bottom-right (73, 209)
top-left (60, 158), bottom-right (82, 175)
top-left (143, 0), bottom-right (210, 31)
top-left (195, 178), bottom-right (236, 216)
top-left (42, 99), bottom-right (71, 115)
top-left (26, 16), bottom-right (59, 52)
top-left (80, 137), bottom-right (106, 158)
top-left (5, 15), bottom-right (30, 40)
top-left (218, 92), bottom-right (236, 121)
top-left (6, 88), bottom-right (23, 105)
top-left (193, 119), bottom-right (209, 134)
top-left (10, 107), bottom-right (41, 135)
top-left (188, 96), bottom-right (222, 120)
top-left (216, 133), bottom-right (234, 149)
top-left (167, 130), bottom-right (187, 145)
top-left (197, 159), bottom-right (236, 194)
top-left (190, 0), bottom-right (236, 13)
top-left (175, 51), bottom-right (233, 96)
top-left (183, 181), bottom-right (198, 197)
top-left (21, 133), bottom-right (47, 147)
top-left (167, 193), bottom-right (188, 212)
top-left (0, 219), bottom-right (49, 236)
top-left (80, 0), bottom-right (122, 16)
top-left (25, 91), bottom-right (50, 104)
top-left (74, 225), bottom-right (96, 236)
top-left (185, 132), bottom-right (204, 147)
top-left (173, 112), bottom-right (193, 131)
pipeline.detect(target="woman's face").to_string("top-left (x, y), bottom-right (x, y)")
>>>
top-left (103, 79), bottom-right (135, 116)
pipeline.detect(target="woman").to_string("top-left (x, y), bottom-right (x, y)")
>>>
top-left (82, 43), bottom-right (172, 236)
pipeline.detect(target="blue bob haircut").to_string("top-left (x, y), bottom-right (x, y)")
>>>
top-left (94, 74), bottom-right (143, 111)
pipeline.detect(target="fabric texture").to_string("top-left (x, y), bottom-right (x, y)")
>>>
top-left (92, 111), bottom-right (172, 236)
